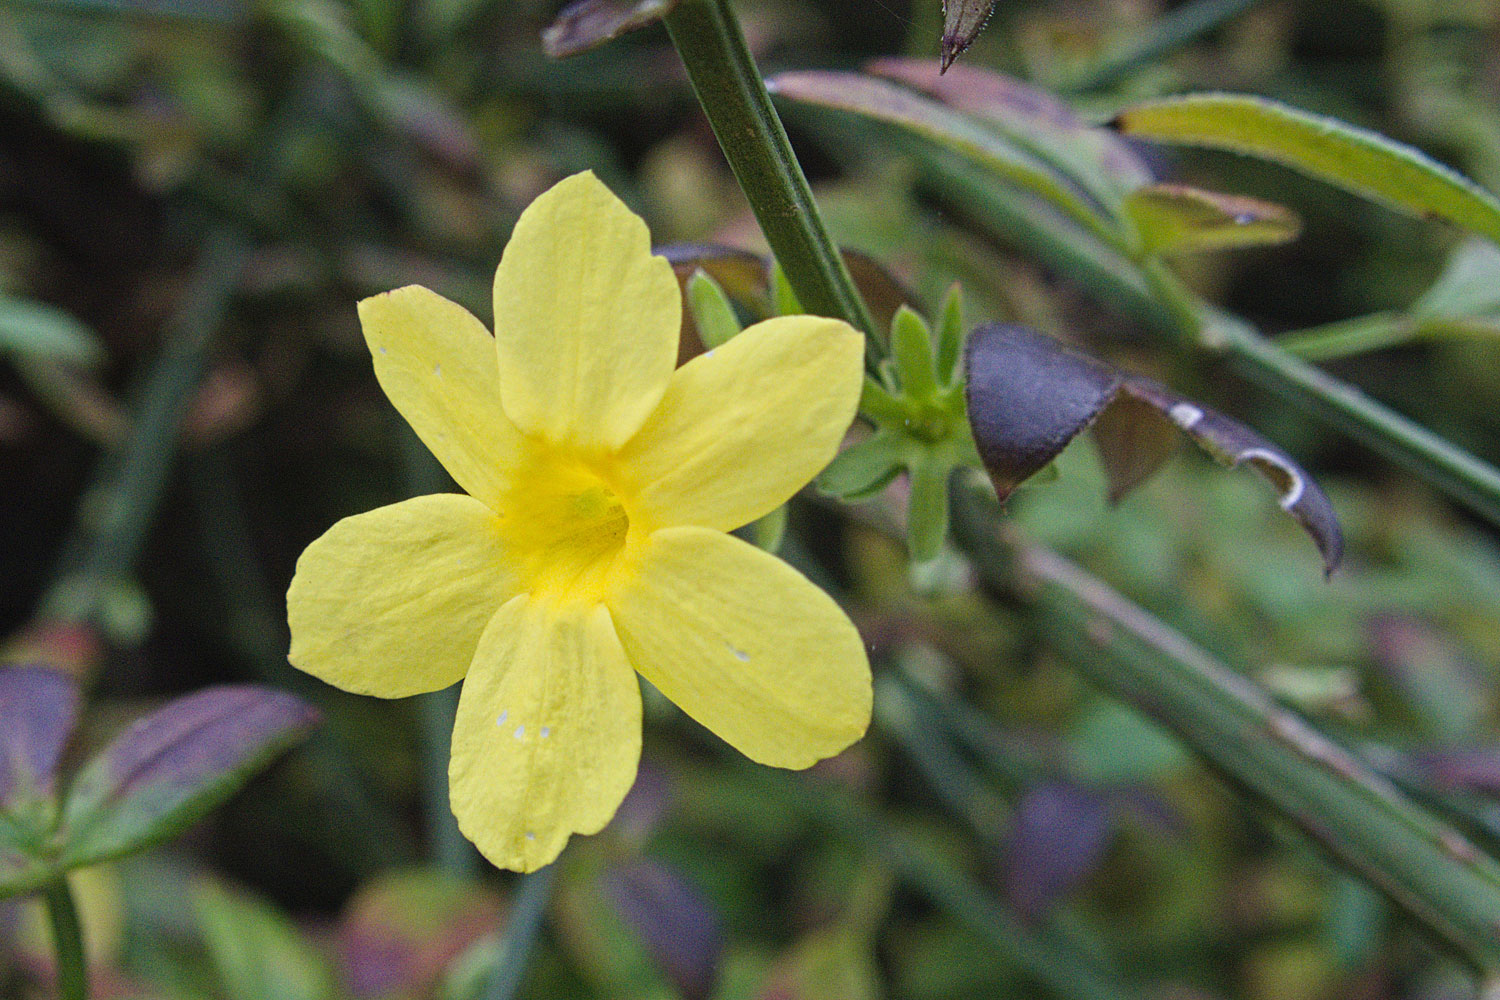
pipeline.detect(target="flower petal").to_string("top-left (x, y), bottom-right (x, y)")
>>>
top-left (616, 316), bottom-right (864, 532)
top-left (287, 495), bottom-right (517, 698)
top-left (608, 527), bottom-right (871, 768)
top-left (450, 595), bottom-right (642, 872)
top-left (492, 172), bottom-right (680, 450)
top-left (358, 286), bottom-right (523, 509)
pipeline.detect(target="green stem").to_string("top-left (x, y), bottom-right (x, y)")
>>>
top-left (1275, 312), bottom-right (1412, 361)
top-left (663, 0), bottom-right (880, 352)
top-left (42, 229), bottom-right (250, 625)
top-left (483, 864), bottom-right (557, 1000)
top-left (45, 878), bottom-right (88, 1000)
top-left (1214, 317), bottom-right (1500, 525)
top-left (948, 498), bottom-right (1500, 971)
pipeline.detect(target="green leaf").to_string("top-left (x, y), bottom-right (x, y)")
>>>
top-left (1123, 183), bottom-right (1301, 255)
top-left (890, 305), bottom-right (939, 400)
top-left (58, 686), bottom-right (318, 870)
top-left (751, 504), bottom-right (789, 554)
top-left (1114, 93), bottom-right (1500, 245)
top-left (767, 71), bottom-right (1129, 251)
top-left (0, 294), bottom-right (103, 366)
top-left (686, 269), bottom-right (743, 350)
top-left (194, 879), bottom-right (336, 1000)
top-left (818, 431), bottom-right (908, 501)
top-left (1412, 237), bottom-right (1500, 317)
top-left (770, 261), bottom-right (803, 317)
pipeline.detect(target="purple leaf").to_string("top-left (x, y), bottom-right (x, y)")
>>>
top-left (1000, 782), bottom-right (1114, 921)
top-left (603, 858), bottom-right (724, 1000)
top-left (542, 0), bottom-right (680, 59)
top-left (964, 323), bottom-right (1344, 575)
top-left (0, 665), bottom-right (80, 811)
top-left (59, 685), bottom-right (318, 869)
top-left (865, 58), bottom-right (1153, 190)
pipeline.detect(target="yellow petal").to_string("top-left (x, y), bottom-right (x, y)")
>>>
top-left (287, 495), bottom-right (517, 698)
top-left (450, 595), bottom-right (642, 872)
top-left (358, 286), bottom-right (523, 510)
top-left (617, 316), bottom-right (864, 533)
top-left (492, 172), bottom-right (680, 450)
top-left (608, 527), bottom-right (871, 768)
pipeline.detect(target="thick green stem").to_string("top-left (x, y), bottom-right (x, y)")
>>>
top-left (45, 878), bottom-right (88, 1000)
top-left (663, 0), bottom-right (880, 352)
top-left (948, 499), bottom-right (1500, 971)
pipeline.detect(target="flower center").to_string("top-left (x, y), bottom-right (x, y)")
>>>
top-left (497, 443), bottom-right (634, 604)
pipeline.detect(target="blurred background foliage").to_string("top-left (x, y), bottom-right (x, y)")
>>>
top-left (3, 0), bottom-right (1500, 997)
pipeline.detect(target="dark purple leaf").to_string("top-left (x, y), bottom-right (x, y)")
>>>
top-left (1000, 782), bottom-right (1114, 921)
top-left (542, 0), bottom-right (679, 59)
top-left (964, 323), bottom-right (1120, 501)
top-left (58, 685), bottom-right (318, 869)
top-left (0, 665), bottom-right (79, 811)
top-left (940, 0), bottom-right (998, 71)
top-left (603, 858), bottom-right (724, 1000)
top-left (964, 323), bottom-right (1344, 575)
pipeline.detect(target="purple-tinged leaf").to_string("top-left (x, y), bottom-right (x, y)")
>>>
top-left (603, 858), bottom-right (724, 1000)
top-left (964, 323), bottom-right (1120, 501)
top-left (1000, 783), bottom-right (1114, 921)
top-left (866, 58), bottom-right (1153, 192)
top-left (940, 0), bottom-right (998, 72)
top-left (542, 0), bottom-right (679, 59)
top-left (0, 666), bottom-right (79, 811)
top-left (337, 869), bottom-right (502, 999)
top-left (58, 686), bottom-right (319, 869)
top-left (1123, 183), bottom-right (1302, 255)
top-left (965, 323), bottom-right (1344, 575)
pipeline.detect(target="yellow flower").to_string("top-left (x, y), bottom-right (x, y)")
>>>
top-left (286, 172), bottom-right (872, 872)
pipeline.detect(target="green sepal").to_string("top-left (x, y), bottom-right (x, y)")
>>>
top-left (750, 504), bottom-right (789, 553)
top-left (859, 376), bottom-right (910, 425)
top-left (890, 304), bottom-right (939, 400)
top-left (818, 430), bottom-right (909, 501)
top-left (934, 282), bottom-right (965, 386)
top-left (686, 268), bottom-right (744, 350)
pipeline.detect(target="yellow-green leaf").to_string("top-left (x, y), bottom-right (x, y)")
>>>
top-left (1114, 93), bottom-right (1500, 244)
top-left (1124, 183), bottom-right (1301, 255)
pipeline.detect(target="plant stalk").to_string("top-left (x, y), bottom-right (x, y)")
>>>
top-left (663, 0), bottom-right (880, 352)
top-left (44, 878), bottom-right (88, 1000)
top-left (483, 864), bottom-right (557, 1000)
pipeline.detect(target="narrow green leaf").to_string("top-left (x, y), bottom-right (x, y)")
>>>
top-left (890, 305), bottom-right (939, 400)
top-left (1412, 238), bottom-right (1500, 318)
top-left (818, 431), bottom-right (908, 501)
top-left (770, 262), bottom-right (803, 317)
top-left (768, 71), bottom-right (1130, 251)
top-left (1114, 94), bottom-right (1500, 245)
top-left (0, 295), bottom-right (103, 366)
top-left (686, 269), bottom-right (743, 350)
top-left (1123, 183), bottom-right (1301, 255)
